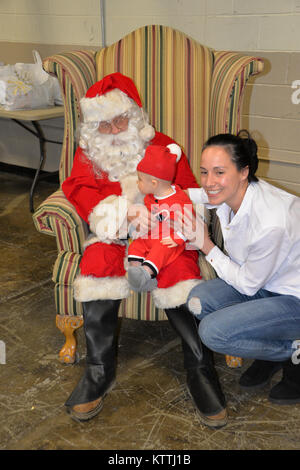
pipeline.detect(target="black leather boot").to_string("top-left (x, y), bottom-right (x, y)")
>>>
top-left (65, 299), bottom-right (121, 421)
top-left (239, 360), bottom-right (282, 390)
top-left (165, 304), bottom-right (227, 428)
top-left (269, 359), bottom-right (300, 404)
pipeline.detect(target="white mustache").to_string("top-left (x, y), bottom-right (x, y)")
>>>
top-left (83, 123), bottom-right (145, 182)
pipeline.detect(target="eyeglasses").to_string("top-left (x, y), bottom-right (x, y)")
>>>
top-left (98, 114), bottom-right (129, 134)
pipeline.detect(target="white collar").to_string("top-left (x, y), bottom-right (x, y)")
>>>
top-left (154, 185), bottom-right (176, 200)
top-left (216, 183), bottom-right (255, 226)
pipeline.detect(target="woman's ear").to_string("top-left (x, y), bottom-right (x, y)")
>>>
top-left (241, 165), bottom-right (249, 182)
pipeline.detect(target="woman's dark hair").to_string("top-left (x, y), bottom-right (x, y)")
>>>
top-left (202, 130), bottom-right (259, 182)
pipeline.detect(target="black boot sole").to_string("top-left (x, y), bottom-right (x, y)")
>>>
top-left (186, 387), bottom-right (228, 429)
top-left (66, 380), bottom-right (115, 423)
top-left (67, 397), bottom-right (104, 423)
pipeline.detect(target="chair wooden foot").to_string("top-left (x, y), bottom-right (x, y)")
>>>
top-left (225, 355), bottom-right (243, 368)
top-left (56, 315), bottom-right (83, 364)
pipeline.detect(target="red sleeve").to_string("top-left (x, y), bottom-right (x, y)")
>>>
top-left (151, 132), bottom-right (199, 189)
top-left (62, 147), bottom-right (122, 223)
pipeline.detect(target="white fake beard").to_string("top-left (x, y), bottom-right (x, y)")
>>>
top-left (81, 121), bottom-right (146, 182)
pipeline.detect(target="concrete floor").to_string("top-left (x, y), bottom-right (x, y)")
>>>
top-left (1, 167), bottom-right (300, 451)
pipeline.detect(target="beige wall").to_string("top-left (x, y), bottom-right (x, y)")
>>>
top-left (0, 0), bottom-right (299, 194)
top-left (242, 51), bottom-right (300, 196)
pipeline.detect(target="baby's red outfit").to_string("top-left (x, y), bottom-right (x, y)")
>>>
top-left (128, 185), bottom-right (193, 275)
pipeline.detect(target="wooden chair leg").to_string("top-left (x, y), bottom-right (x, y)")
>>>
top-left (225, 355), bottom-right (243, 368)
top-left (56, 315), bottom-right (83, 364)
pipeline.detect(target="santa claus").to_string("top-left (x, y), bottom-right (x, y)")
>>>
top-left (62, 73), bottom-right (227, 428)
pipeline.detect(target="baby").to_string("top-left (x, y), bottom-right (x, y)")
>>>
top-left (127, 143), bottom-right (194, 292)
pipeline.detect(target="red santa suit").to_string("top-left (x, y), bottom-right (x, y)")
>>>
top-left (128, 143), bottom-right (198, 277)
top-left (62, 73), bottom-right (201, 308)
top-left (128, 184), bottom-right (192, 274)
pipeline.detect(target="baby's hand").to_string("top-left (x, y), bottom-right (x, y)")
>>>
top-left (128, 203), bottom-right (157, 238)
top-left (160, 236), bottom-right (178, 248)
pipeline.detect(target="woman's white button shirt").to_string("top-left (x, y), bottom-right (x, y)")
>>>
top-left (189, 180), bottom-right (300, 299)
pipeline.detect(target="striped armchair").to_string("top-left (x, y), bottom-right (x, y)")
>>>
top-left (33, 25), bottom-right (263, 365)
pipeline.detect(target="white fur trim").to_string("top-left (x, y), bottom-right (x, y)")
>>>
top-left (139, 124), bottom-right (155, 142)
top-left (73, 274), bottom-right (130, 302)
top-left (167, 143), bottom-right (182, 162)
top-left (187, 296), bottom-right (202, 315)
top-left (89, 195), bottom-right (129, 241)
top-left (80, 89), bottom-right (133, 123)
top-left (151, 279), bottom-right (203, 309)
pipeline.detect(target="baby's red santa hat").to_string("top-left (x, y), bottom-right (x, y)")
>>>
top-left (80, 72), bottom-right (155, 141)
top-left (137, 143), bottom-right (182, 182)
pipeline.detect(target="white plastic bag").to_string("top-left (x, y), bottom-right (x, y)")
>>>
top-left (15, 50), bottom-right (50, 85)
top-left (0, 50), bottom-right (63, 110)
top-left (26, 51), bottom-right (63, 105)
top-left (51, 76), bottom-right (63, 105)
top-left (0, 64), bottom-right (16, 77)
top-left (0, 78), bottom-right (33, 109)
top-left (0, 65), bottom-right (21, 106)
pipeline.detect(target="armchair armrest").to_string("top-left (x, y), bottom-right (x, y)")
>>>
top-left (43, 51), bottom-right (97, 181)
top-left (43, 50), bottom-right (97, 111)
top-left (210, 52), bottom-right (264, 136)
top-left (32, 189), bottom-right (89, 254)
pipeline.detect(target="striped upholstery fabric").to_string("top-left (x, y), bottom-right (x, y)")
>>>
top-left (53, 251), bottom-right (83, 317)
top-left (210, 51), bottom-right (263, 136)
top-left (43, 50), bottom-right (97, 181)
top-left (33, 189), bottom-right (88, 317)
top-left (33, 25), bottom-right (263, 322)
top-left (33, 189), bottom-right (89, 253)
top-left (96, 25), bottom-right (213, 182)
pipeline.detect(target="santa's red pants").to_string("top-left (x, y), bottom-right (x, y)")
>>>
top-left (79, 241), bottom-right (201, 288)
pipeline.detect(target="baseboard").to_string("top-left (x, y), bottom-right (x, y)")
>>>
top-left (0, 162), bottom-right (59, 184)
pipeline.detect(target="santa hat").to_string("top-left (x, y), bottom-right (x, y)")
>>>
top-left (137, 143), bottom-right (182, 182)
top-left (80, 72), bottom-right (155, 141)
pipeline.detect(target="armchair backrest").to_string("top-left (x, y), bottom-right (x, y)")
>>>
top-left (95, 25), bottom-right (214, 182)
top-left (43, 25), bottom-right (263, 185)
top-left (44, 49), bottom-right (97, 182)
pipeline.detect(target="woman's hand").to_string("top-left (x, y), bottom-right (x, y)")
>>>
top-left (173, 207), bottom-right (215, 254)
top-left (127, 203), bottom-right (158, 238)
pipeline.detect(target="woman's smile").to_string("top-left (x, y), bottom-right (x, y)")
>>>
top-left (206, 189), bottom-right (222, 195)
top-left (200, 146), bottom-right (249, 212)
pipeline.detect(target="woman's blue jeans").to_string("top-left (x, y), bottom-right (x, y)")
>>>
top-left (187, 278), bottom-right (300, 362)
